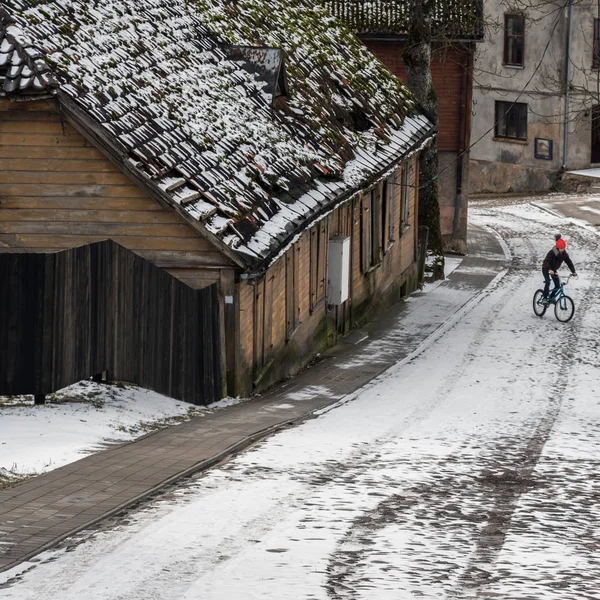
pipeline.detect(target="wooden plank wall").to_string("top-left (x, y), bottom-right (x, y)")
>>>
top-left (0, 101), bottom-right (231, 289)
top-left (0, 240), bottom-right (222, 405)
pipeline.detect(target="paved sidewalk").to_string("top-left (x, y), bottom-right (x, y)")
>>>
top-left (0, 224), bottom-right (507, 575)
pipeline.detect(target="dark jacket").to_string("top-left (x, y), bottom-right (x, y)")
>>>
top-left (542, 248), bottom-right (575, 273)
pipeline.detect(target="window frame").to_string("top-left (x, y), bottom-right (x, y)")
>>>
top-left (360, 187), bottom-right (383, 273)
top-left (495, 100), bottom-right (528, 141)
top-left (309, 220), bottom-right (327, 312)
top-left (504, 14), bottom-right (525, 67)
top-left (382, 177), bottom-right (394, 252)
top-left (398, 163), bottom-right (410, 232)
top-left (285, 245), bottom-right (300, 341)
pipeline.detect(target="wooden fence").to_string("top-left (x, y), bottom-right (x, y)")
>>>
top-left (0, 240), bottom-right (221, 405)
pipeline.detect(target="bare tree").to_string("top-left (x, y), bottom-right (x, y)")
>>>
top-left (403, 0), bottom-right (444, 279)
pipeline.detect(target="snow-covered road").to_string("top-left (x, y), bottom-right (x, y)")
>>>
top-left (4, 202), bottom-right (600, 599)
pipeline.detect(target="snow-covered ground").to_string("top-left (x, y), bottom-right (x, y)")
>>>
top-left (0, 254), bottom-right (463, 486)
top-left (0, 382), bottom-right (242, 483)
top-left (3, 200), bottom-right (600, 599)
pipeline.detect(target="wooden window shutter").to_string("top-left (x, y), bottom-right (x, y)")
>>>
top-left (285, 248), bottom-right (297, 339)
top-left (382, 179), bottom-right (389, 252)
top-left (309, 227), bottom-right (318, 310)
top-left (371, 186), bottom-right (382, 265)
top-left (317, 220), bottom-right (327, 302)
top-left (254, 280), bottom-right (264, 371)
top-left (361, 192), bottom-right (372, 272)
top-left (263, 275), bottom-right (274, 362)
top-left (400, 164), bottom-right (410, 229)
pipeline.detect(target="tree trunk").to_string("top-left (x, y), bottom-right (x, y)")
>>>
top-left (402, 0), bottom-right (444, 280)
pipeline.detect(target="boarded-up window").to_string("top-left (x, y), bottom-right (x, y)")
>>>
top-left (310, 220), bottom-right (328, 311)
top-left (361, 191), bottom-right (372, 272)
top-left (399, 164), bottom-right (410, 232)
top-left (382, 177), bottom-right (394, 252)
top-left (254, 281), bottom-right (264, 371)
top-left (361, 187), bottom-right (383, 273)
top-left (285, 245), bottom-right (299, 339)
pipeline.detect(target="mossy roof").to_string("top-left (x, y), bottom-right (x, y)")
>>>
top-left (0, 0), bottom-right (434, 267)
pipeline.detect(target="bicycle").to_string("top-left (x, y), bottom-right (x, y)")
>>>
top-left (532, 274), bottom-right (575, 322)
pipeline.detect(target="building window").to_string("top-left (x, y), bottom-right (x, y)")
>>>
top-left (382, 177), bottom-right (394, 252)
top-left (594, 19), bottom-right (600, 68)
top-left (254, 275), bottom-right (274, 371)
top-left (285, 245), bottom-right (299, 340)
top-left (360, 187), bottom-right (382, 272)
top-left (309, 220), bottom-right (327, 311)
top-left (398, 163), bottom-right (410, 231)
top-left (504, 15), bottom-right (524, 67)
top-left (495, 101), bottom-right (528, 140)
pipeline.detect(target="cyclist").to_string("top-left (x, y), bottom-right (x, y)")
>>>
top-left (542, 236), bottom-right (577, 303)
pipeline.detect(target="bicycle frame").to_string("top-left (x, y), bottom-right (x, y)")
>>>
top-left (549, 274), bottom-right (572, 307)
top-left (533, 273), bottom-right (575, 321)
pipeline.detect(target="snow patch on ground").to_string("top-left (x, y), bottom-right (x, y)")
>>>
top-left (0, 381), bottom-right (245, 480)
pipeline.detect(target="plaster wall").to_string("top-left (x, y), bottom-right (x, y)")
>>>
top-left (470, 0), bottom-right (599, 193)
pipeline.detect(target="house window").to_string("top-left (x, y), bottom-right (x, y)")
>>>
top-left (309, 220), bottom-right (327, 311)
top-left (594, 19), bottom-right (600, 68)
top-left (504, 15), bottom-right (524, 67)
top-left (361, 187), bottom-right (382, 272)
top-left (285, 245), bottom-right (299, 340)
top-left (382, 177), bottom-right (394, 252)
top-left (495, 101), bottom-right (528, 140)
top-left (254, 275), bottom-right (274, 371)
top-left (398, 164), bottom-right (410, 231)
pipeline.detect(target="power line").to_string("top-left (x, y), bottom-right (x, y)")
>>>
top-left (415, 0), bottom-right (569, 191)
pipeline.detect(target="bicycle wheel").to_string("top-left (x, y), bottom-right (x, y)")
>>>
top-left (555, 295), bottom-right (575, 322)
top-left (533, 289), bottom-right (547, 317)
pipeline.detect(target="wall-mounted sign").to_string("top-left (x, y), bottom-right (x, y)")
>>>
top-left (534, 138), bottom-right (553, 160)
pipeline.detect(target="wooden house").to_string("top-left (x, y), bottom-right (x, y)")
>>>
top-left (326, 0), bottom-right (484, 253)
top-left (0, 0), bottom-right (434, 399)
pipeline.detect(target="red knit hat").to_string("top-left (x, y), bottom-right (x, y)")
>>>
top-left (556, 238), bottom-right (566, 249)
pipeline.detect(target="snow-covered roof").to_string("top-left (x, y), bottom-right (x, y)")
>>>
top-left (0, 0), bottom-right (434, 267)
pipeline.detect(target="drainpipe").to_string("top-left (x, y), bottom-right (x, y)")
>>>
top-left (562, 0), bottom-right (574, 169)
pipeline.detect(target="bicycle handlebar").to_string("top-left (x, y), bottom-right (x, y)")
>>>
top-left (557, 273), bottom-right (575, 284)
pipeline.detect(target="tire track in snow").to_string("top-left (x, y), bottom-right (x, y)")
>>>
top-left (323, 264), bottom-right (535, 599)
top-left (324, 218), bottom-right (600, 599)
top-left (455, 212), bottom-right (600, 598)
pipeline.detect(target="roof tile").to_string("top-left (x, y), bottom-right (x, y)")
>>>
top-left (0, 0), bottom-right (433, 266)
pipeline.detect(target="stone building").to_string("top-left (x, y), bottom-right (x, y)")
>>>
top-left (470, 0), bottom-right (600, 194)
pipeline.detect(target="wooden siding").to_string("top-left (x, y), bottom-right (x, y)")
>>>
top-left (0, 101), bottom-right (232, 289)
top-left (239, 156), bottom-right (420, 393)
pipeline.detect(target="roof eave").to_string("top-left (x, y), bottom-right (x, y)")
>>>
top-left (245, 124), bottom-right (436, 278)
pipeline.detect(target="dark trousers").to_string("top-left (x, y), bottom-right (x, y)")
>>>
top-left (542, 268), bottom-right (560, 297)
